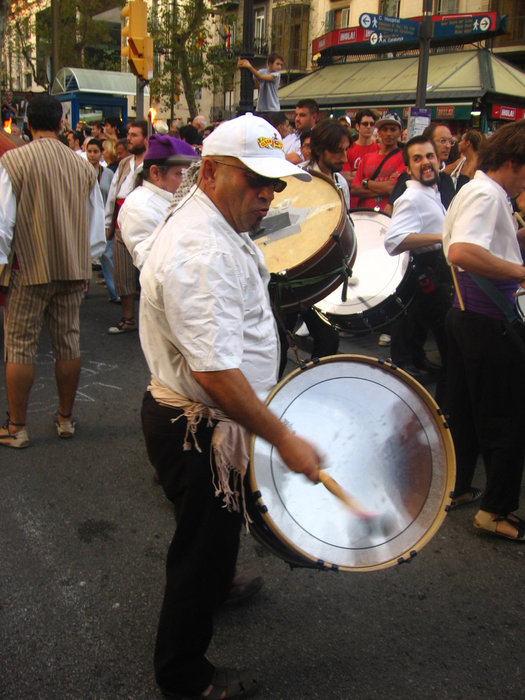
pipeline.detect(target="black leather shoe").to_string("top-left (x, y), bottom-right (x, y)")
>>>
top-left (224, 571), bottom-right (263, 606)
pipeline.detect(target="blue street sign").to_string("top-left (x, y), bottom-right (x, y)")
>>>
top-left (433, 14), bottom-right (494, 38)
top-left (359, 12), bottom-right (419, 39)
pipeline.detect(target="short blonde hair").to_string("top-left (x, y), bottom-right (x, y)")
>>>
top-left (103, 139), bottom-right (117, 164)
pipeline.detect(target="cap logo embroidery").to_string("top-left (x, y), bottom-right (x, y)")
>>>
top-left (257, 134), bottom-right (283, 151)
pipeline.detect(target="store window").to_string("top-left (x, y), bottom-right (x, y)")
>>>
top-left (434, 0), bottom-right (459, 12)
top-left (379, 0), bottom-right (400, 16)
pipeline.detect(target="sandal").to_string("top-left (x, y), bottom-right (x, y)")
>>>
top-left (56, 411), bottom-right (77, 439)
top-left (449, 486), bottom-right (483, 509)
top-left (474, 509), bottom-right (525, 542)
top-left (0, 413), bottom-right (29, 448)
top-left (108, 317), bottom-right (137, 334)
top-left (162, 667), bottom-right (258, 700)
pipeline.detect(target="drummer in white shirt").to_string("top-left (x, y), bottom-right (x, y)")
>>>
top-left (384, 135), bottom-right (452, 402)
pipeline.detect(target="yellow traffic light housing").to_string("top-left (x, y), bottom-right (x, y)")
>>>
top-left (121, 0), bottom-right (153, 81)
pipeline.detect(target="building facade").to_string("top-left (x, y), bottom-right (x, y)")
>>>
top-left (2, 0), bottom-right (524, 126)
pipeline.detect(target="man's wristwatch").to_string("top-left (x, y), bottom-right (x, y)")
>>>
top-left (362, 178), bottom-right (369, 189)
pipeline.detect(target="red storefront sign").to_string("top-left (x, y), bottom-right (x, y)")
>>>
top-left (312, 27), bottom-right (372, 54)
top-left (491, 104), bottom-right (525, 121)
top-left (436, 106), bottom-right (456, 119)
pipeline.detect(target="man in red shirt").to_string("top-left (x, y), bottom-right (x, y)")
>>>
top-left (351, 113), bottom-right (404, 210)
top-left (342, 109), bottom-right (379, 209)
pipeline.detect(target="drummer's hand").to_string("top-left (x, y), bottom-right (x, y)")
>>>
top-left (275, 431), bottom-right (322, 483)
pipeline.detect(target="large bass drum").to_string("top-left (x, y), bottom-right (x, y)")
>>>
top-left (248, 355), bottom-right (455, 572)
top-left (315, 209), bottom-right (416, 334)
top-left (253, 171), bottom-right (356, 313)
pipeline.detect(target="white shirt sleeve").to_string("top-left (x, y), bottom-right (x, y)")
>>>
top-left (0, 165), bottom-right (16, 264)
top-left (88, 182), bottom-right (106, 260)
top-left (104, 168), bottom-right (119, 227)
top-left (384, 194), bottom-right (423, 255)
top-left (118, 190), bottom-right (164, 268)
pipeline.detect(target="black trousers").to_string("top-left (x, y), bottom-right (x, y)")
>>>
top-left (445, 308), bottom-right (525, 514)
top-left (390, 251), bottom-right (452, 405)
top-left (278, 306), bottom-right (339, 378)
top-left (141, 392), bottom-right (243, 696)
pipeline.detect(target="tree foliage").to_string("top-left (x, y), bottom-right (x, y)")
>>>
top-left (149, 0), bottom-right (239, 120)
top-left (7, 0), bottom-right (124, 89)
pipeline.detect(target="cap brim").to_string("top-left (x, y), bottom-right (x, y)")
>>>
top-left (238, 156), bottom-right (312, 182)
top-left (376, 120), bottom-right (401, 129)
top-left (164, 154), bottom-right (200, 165)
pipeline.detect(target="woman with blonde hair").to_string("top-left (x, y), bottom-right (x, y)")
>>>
top-left (103, 138), bottom-right (118, 172)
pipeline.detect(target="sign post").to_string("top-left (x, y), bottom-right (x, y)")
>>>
top-left (415, 0), bottom-right (433, 108)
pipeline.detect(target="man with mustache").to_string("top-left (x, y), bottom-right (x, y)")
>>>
top-left (139, 114), bottom-right (321, 699)
top-left (384, 135), bottom-right (451, 403)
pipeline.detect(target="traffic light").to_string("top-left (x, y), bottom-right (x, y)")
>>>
top-left (121, 0), bottom-right (153, 81)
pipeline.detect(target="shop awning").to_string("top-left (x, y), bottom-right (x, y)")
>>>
top-left (278, 49), bottom-right (525, 109)
top-left (51, 67), bottom-right (149, 97)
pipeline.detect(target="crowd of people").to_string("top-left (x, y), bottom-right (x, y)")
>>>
top-left (1, 91), bottom-right (524, 699)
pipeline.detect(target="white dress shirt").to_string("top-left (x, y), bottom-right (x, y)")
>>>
top-left (104, 156), bottom-right (143, 227)
top-left (442, 170), bottom-right (522, 265)
top-left (139, 187), bottom-right (279, 406)
top-left (283, 131), bottom-right (302, 158)
top-left (385, 180), bottom-right (446, 256)
top-left (118, 180), bottom-right (172, 270)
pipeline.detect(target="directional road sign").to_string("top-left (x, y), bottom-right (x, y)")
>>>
top-left (359, 13), bottom-right (419, 39)
top-left (433, 12), bottom-right (497, 38)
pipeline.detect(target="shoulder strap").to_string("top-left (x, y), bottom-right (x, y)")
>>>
top-left (369, 147), bottom-right (401, 181)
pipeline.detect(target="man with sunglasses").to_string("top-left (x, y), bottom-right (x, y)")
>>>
top-left (139, 114), bottom-right (321, 700)
top-left (341, 109), bottom-right (379, 209)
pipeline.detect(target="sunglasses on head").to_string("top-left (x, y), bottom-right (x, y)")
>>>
top-left (212, 159), bottom-right (287, 193)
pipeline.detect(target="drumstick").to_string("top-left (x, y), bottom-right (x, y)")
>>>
top-left (318, 469), bottom-right (374, 519)
top-left (514, 211), bottom-right (525, 228)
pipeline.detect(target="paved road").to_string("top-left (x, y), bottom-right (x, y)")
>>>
top-left (1, 280), bottom-right (524, 699)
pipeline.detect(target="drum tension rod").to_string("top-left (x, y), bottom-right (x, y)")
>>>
top-left (397, 551), bottom-right (417, 565)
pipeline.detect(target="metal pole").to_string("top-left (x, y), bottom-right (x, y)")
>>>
top-left (136, 77), bottom-right (144, 119)
top-left (415, 0), bottom-right (433, 108)
top-left (238, 0), bottom-right (254, 115)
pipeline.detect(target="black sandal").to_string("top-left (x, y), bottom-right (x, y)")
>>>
top-left (108, 317), bottom-right (137, 334)
top-left (450, 487), bottom-right (483, 509)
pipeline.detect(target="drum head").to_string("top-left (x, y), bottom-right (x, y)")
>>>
top-left (250, 355), bottom-right (455, 572)
top-left (316, 209), bottom-right (409, 318)
top-left (256, 171), bottom-right (344, 275)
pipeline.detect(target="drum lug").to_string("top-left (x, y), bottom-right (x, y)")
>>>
top-left (397, 550), bottom-right (417, 565)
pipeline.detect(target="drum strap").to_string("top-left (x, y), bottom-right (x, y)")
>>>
top-left (369, 148), bottom-right (402, 182)
top-left (451, 265), bottom-right (521, 325)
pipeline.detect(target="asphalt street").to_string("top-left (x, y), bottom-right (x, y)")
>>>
top-left (1, 279), bottom-right (524, 700)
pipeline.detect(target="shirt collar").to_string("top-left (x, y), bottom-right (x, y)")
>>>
top-left (142, 179), bottom-right (173, 202)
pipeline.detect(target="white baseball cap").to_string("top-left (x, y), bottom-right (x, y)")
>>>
top-left (201, 113), bottom-right (312, 182)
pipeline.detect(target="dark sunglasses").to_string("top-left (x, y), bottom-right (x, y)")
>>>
top-left (212, 159), bottom-right (287, 193)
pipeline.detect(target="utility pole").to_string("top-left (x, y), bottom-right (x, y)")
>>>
top-left (238, 0), bottom-right (254, 114)
top-left (415, 0), bottom-right (433, 107)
